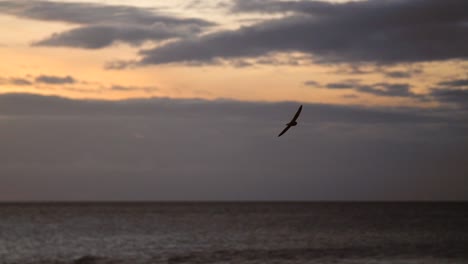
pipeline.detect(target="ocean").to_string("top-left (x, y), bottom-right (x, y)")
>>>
top-left (0, 202), bottom-right (467, 263)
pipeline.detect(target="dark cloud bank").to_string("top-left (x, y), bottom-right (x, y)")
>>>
top-left (0, 93), bottom-right (467, 201)
top-left (137, 0), bottom-right (468, 65)
top-left (1, 0), bottom-right (466, 66)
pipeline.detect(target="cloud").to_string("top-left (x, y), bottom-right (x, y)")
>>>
top-left (384, 71), bottom-right (412, 79)
top-left (2, 73), bottom-right (161, 94)
top-left (357, 83), bottom-right (416, 98)
top-left (35, 75), bottom-right (76, 84)
top-left (231, 0), bottom-right (338, 14)
top-left (430, 88), bottom-right (468, 108)
top-left (0, 77), bottom-right (32, 86)
top-left (2, 74), bottom-right (79, 87)
top-left (332, 64), bottom-right (377, 75)
top-left (10, 78), bottom-right (32, 86)
top-left (0, 1), bottom-right (214, 49)
top-left (34, 25), bottom-right (195, 49)
top-left (137, 0), bottom-right (468, 65)
top-left (382, 67), bottom-right (424, 78)
top-left (438, 79), bottom-right (468, 88)
top-left (104, 60), bottom-right (137, 70)
top-left (0, 1), bottom-right (213, 26)
top-left (0, 92), bottom-right (458, 123)
top-left (326, 82), bottom-right (356, 89)
top-left (110, 85), bottom-right (158, 93)
top-left (429, 79), bottom-right (468, 108)
top-left (303, 80), bottom-right (319, 86)
top-left (0, 93), bottom-right (467, 201)
top-left (343, 94), bottom-right (358, 99)
top-left (322, 80), bottom-right (418, 98)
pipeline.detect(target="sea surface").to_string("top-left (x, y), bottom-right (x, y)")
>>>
top-left (0, 202), bottom-right (467, 264)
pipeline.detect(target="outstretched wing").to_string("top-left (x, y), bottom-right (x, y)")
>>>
top-left (291, 105), bottom-right (303, 122)
top-left (278, 125), bottom-right (292, 137)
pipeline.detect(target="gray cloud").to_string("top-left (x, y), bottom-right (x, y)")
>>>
top-left (326, 82), bottom-right (356, 89)
top-left (303, 80), bottom-right (319, 86)
top-left (0, 1), bottom-right (213, 26)
top-left (0, 93), bottom-right (447, 123)
top-left (104, 60), bottom-right (137, 70)
top-left (384, 71), bottom-right (412, 79)
top-left (34, 25), bottom-right (195, 49)
top-left (138, 0), bottom-right (468, 65)
top-left (10, 78), bottom-right (32, 86)
top-left (323, 80), bottom-right (418, 98)
top-left (2, 74), bottom-right (161, 94)
top-left (438, 79), bottom-right (468, 88)
top-left (382, 67), bottom-right (424, 79)
top-left (357, 83), bottom-right (416, 98)
top-left (232, 0), bottom-right (357, 14)
top-left (333, 65), bottom-right (377, 75)
top-left (430, 88), bottom-right (468, 108)
top-left (0, 77), bottom-right (32, 86)
top-left (35, 75), bottom-right (76, 84)
top-left (0, 93), bottom-right (467, 201)
top-left (0, 1), bottom-right (214, 49)
top-left (110, 85), bottom-right (158, 93)
top-left (429, 79), bottom-right (468, 108)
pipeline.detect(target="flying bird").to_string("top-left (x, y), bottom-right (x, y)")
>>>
top-left (278, 105), bottom-right (303, 137)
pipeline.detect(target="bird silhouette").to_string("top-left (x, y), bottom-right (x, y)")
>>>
top-left (278, 105), bottom-right (302, 137)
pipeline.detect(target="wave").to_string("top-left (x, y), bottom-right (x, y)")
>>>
top-left (9, 243), bottom-right (468, 264)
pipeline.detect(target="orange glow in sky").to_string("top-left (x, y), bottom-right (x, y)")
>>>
top-left (0, 0), bottom-right (467, 107)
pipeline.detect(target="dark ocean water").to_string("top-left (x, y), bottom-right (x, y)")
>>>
top-left (0, 202), bottom-right (467, 264)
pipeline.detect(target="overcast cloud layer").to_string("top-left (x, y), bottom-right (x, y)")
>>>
top-left (0, 93), bottom-right (467, 201)
top-left (0, 1), bottom-right (467, 201)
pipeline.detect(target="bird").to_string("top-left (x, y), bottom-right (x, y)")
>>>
top-left (278, 105), bottom-right (303, 137)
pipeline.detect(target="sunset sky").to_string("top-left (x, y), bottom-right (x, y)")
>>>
top-left (0, 0), bottom-right (467, 200)
top-left (0, 0), bottom-right (466, 105)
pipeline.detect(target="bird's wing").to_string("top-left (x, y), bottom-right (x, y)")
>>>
top-left (291, 105), bottom-right (303, 122)
top-left (278, 125), bottom-right (292, 137)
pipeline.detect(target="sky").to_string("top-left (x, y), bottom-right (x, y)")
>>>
top-left (0, 0), bottom-right (467, 201)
